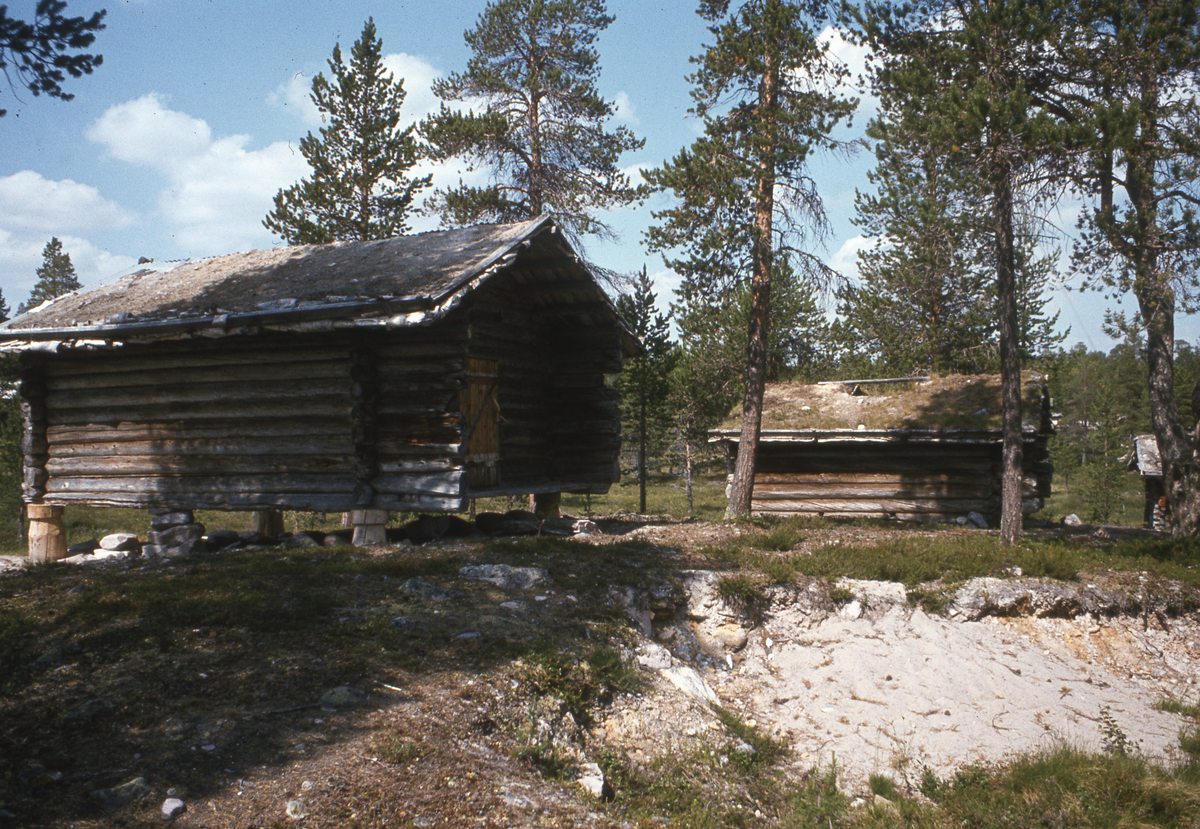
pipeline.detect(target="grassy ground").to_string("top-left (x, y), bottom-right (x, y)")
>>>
top-left (2, 525), bottom-right (1198, 827)
top-left (1039, 480), bottom-right (1146, 528)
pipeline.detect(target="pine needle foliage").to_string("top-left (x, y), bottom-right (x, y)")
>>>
top-left (263, 19), bottom-right (430, 245)
top-left (421, 0), bottom-right (644, 247)
top-left (25, 236), bottom-right (81, 310)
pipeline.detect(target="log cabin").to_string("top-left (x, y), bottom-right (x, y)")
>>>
top-left (0, 216), bottom-right (638, 556)
top-left (709, 374), bottom-right (1055, 523)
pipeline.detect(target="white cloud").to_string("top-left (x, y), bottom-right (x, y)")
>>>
top-left (0, 230), bottom-right (137, 312)
top-left (612, 91), bottom-right (639, 126)
top-left (384, 53), bottom-right (443, 124)
top-left (86, 95), bottom-right (310, 253)
top-left (86, 93), bottom-right (213, 170)
top-left (827, 233), bottom-right (874, 281)
top-left (269, 72), bottom-right (319, 126)
top-left (0, 170), bottom-right (136, 235)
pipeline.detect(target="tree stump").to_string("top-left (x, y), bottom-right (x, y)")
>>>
top-left (532, 492), bottom-right (562, 520)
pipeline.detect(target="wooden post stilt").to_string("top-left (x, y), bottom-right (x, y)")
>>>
top-left (27, 504), bottom-right (66, 563)
top-left (532, 492), bottom-right (562, 520)
top-left (250, 509), bottom-right (285, 537)
top-left (350, 510), bottom-right (388, 546)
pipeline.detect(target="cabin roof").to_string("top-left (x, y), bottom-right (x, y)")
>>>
top-left (712, 373), bottom-right (1052, 440)
top-left (1, 216), bottom-right (637, 352)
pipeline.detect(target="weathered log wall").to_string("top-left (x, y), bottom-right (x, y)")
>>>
top-left (23, 331), bottom-right (472, 512)
top-left (370, 329), bottom-right (468, 511)
top-left (26, 336), bottom-right (358, 510)
top-left (739, 438), bottom-right (1052, 520)
top-left (462, 271), bottom-right (624, 498)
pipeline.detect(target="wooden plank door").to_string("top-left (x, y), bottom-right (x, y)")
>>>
top-left (464, 358), bottom-right (500, 487)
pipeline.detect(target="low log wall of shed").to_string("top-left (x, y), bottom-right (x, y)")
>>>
top-left (745, 439), bottom-right (1052, 521)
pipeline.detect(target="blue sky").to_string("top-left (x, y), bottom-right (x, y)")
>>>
top-left (0, 0), bottom-right (1176, 352)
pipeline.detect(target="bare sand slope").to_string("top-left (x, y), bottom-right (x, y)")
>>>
top-left (722, 603), bottom-right (1195, 788)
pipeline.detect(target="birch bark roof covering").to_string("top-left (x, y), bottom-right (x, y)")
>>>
top-left (1, 216), bottom-right (632, 347)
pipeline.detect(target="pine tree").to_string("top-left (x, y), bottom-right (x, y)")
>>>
top-left (644, 0), bottom-right (855, 518)
top-left (25, 236), bottom-right (81, 311)
top-left (421, 0), bottom-right (643, 247)
top-left (854, 0), bottom-right (1072, 543)
top-left (0, 289), bottom-right (10, 324)
top-left (613, 267), bottom-right (676, 514)
top-left (1064, 0), bottom-right (1200, 537)
top-left (843, 104), bottom-right (995, 375)
top-left (264, 19), bottom-right (430, 244)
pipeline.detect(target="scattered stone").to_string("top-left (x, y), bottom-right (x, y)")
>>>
top-left (147, 523), bottom-right (206, 555)
top-left (402, 514), bottom-right (451, 542)
top-left (285, 532), bottom-right (322, 549)
top-left (443, 515), bottom-right (480, 538)
top-left (710, 622), bottom-right (749, 651)
top-left (319, 686), bottom-right (368, 710)
top-left (205, 529), bottom-right (241, 549)
top-left (474, 512), bottom-right (507, 534)
top-left (662, 666), bottom-right (718, 704)
top-left (459, 563), bottom-right (548, 589)
top-left (91, 777), bottom-right (151, 812)
top-left (65, 539), bottom-right (99, 557)
top-left (323, 529), bottom-right (353, 547)
top-left (835, 578), bottom-right (907, 607)
top-left (139, 545), bottom-right (168, 558)
top-left (238, 531), bottom-right (270, 545)
top-left (150, 512), bottom-right (194, 531)
top-left (577, 762), bottom-right (612, 800)
top-left (840, 600), bottom-right (863, 621)
top-left (636, 641), bottom-right (673, 670)
top-left (456, 631), bottom-right (482, 639)
top-left (0, 808), bottom-right (14, 826)
top-left (400, 579), bottom-right (464, 601)
top-left (500, 601), bottom-right (526, 612)
top-left (1063, 513), bottom-right (1082, 526)
top-left (540, 517), bottom-right (577, 537)
top-left (390, 616), bottom-right (411, 630)
top-left (15, 766), bottom-right (62, 786)
top-left (285, 799), bottom-right (307, 819)
top-left (34, 643), bottom-right (75, 670)
top-left (500, 509), bottom-right (541, 535)
top-left (100, 533), bottom-right (140, 552)
top-left (63, 697), bottom-right (115, 722)
top-left (161, 797), bottom-right (187, 821)
top-left (572, 519), bottom-right (598, 535)
top-left (966, 511), bottom-right (988, 529)
top-left (872, 794), bottom-right (900, 816)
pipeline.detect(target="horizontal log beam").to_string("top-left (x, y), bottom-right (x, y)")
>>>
top-left (46, 473), bottom-right (356, 495)
top-left (47, 398), bottom-right (351, 426)
top-left (45, 456), bottom-right (354, 477)
top-left (45, 359), bottom-right (350, 391)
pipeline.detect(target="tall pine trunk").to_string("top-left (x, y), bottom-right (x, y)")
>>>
top-left (994, 164), bottom-right (1023, 545)
top-left (726, 43), bottom-right (779, 519)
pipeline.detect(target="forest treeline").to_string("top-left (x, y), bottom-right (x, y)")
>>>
top-left (614, 262), bottom-right (1200, 527)
top-left (6, 0), bottom-right (1200, 541)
